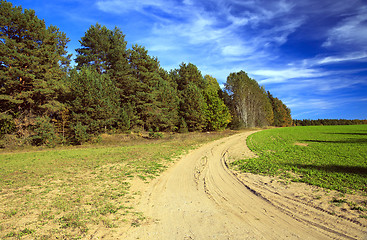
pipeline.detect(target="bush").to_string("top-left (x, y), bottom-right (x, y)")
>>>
top-left (118, 108), bottom-right (131, 131)
top-left (178, 118), bottom-right (188, 133)
top-left (72, 122), bottom-right (90, 145)
top-left (0, 134), bottom-right (23, 149)
top-left (0, 117), bottom-right (15, 135)
top-left (149, 131), bottom-right (163, 139)
top-left (31, 117), bottom-right (59, 147)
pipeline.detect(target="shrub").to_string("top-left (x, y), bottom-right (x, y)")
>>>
top-left (0, 134), bottom-right (23, 149)
top-left (178, 118), bottom-right (188, 133)
top-left (31, 117), bottom-right (59, 147)
top-left (149, 131), bottom-right (163, 139)
top-left (0, 117), bottom-right (15, 135)
top-left (72, 122), bottom-right (90, 145)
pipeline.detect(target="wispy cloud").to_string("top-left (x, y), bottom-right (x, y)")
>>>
top-left (96, 0), bottom-right (169, 14)
top-left (317, 52), bottom-right (367, 64)
top-left (286, 97), bottom-right (336, 110)
top-left (96, 0), bottom-right (305, 64)
top-left (253, 68), bottom-right (326, 84)
top-left (322, 6), bottom-right (367, 49)
top-left (72, 0), bottom-right (367, 120)
top-left (11, 0), bottom-right (367, 120)
top-left (284, 93), bottom-right (367, 119)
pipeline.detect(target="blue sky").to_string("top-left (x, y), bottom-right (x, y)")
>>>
top-left (11, 0), bottom-right (367, 120)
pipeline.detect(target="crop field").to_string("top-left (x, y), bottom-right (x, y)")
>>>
top-left (232, 125), bottom-right (367, 193)
top-left (0, 131), bottom-right (234, 239)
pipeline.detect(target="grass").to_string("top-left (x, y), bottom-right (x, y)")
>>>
top-left (0, 131), bottom-right (235, 239)
top-left (232, 125), bottom-right (367, 193)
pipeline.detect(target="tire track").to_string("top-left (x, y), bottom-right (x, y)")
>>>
top-left (123, 131), bottom-right (367, 240)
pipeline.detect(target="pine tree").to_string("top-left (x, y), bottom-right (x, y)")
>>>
top-left (75, 23), bottom-right (111, 74)
top-left (259, 86), bottom-right (274, 126)
top-left (0, 0), bottom-right (70, 136)
top-left (172, 62), bottom-right (206, 91)
top-left (180, 82), bottom-right (207, 131)
top-left (128, 44), bottom-right (161, 130)
top-left (155, 68), bottom-right (179, 131)
top-left (128, 45), bottom-right (179, 131)
top-left (75, 23), bottom-right (131, 131)
top-left (75, 24), bottom-right (130, 78)
top-left (67, 66), bottom-right (121, 137)
top-left (172, 63), bottom-right (208, 131)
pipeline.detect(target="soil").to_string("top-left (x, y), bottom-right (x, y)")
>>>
top-left (118, 131), bottom-right (367, 240)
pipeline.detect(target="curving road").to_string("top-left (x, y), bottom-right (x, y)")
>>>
top-left (123, 131), bottom-right (366, 239)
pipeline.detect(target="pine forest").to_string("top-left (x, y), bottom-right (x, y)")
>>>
top-left (0, 0), bottom-right (292, 147)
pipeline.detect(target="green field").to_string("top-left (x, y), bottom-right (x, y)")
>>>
top-left (0, 131), bottom-right (234, 239)
top-left (232, 125), bottom-right (367, 193)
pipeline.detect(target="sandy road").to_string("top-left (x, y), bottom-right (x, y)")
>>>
top-left (123, 131), bottom-right (367, 239)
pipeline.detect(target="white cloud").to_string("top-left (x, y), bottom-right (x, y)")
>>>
top-left (225, 0), bottom-right (295, 23)
top-left (97, 0), bottom-right (305, 61)
top-left (317, 52), bottom-right (367, 64)
top-left (253, 68), bottom-right (325, 84)
top-left (284, 97), bottom-right (337, 111)
top-left (227, 14), bottom-right (251, 27)
top-left (96, 0), bottom-right (167, 14)
top-left (183, 0), bottom-right (194, 6)
top-left (256, 66), bottom-right (366, 97)
top-left (94, 0), bottom-right (366, 121)
top-left (323, 6), bottom-right (367, 49)
top-left (221, 44), bottom-right (253, 56)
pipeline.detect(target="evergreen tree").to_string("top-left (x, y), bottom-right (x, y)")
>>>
top-left (75, 23), bottom-right (111, 73)
top-left (0, 0), bottom-right (70, 136)
top-left (256, 86), bottom-right (274, 127)
top-left (128, 45), bottom-right (180, 131)
top-left (67, 66), bottom-right (121, 139)
top-left (155, 68), bottom-right (179, 131)
top-left (128, 44), bottom-right (164, 130)
top-left (75, 23), bottom-right (130, 79)
top-left (180, 82), bottom-right (207, 131)
top-left (171, 63), bottom-right (208, 131)
top-left (108, 27), bottom-right (132, 107)
top-left (75, 23), bottom-right (131, 130)
top-left (172, 62), bottom-right (206, 91)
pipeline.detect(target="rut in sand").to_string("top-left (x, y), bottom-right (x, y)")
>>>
top-left (122, 131), bottom-right (367, 240)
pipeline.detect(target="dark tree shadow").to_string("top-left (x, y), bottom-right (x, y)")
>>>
top-left (325, 132), bottom-right (367, 136)
top-left (285, 163), bottom-right (367, 176)
top-left (302, 138), bottom-right (367, 144)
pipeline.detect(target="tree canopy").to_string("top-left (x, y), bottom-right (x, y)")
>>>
top-left (0, 0), bottom-right (70, 138)
top-left (225, 71), bottom-right (277, 128)
top-left (0, 0), bottom-right (295, 147)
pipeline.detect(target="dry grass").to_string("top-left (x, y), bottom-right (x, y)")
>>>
top-left (0, 130), bottom-right (236, 239)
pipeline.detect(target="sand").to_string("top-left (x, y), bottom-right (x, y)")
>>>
top-left (118, 131), bottom-right (366, 239)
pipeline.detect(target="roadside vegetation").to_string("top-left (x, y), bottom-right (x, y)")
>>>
top-left (0, 131), bottom-right (234, 239)
top-left (232, 125), bottom-right (367, 217)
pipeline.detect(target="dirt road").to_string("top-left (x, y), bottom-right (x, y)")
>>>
top-left (123, 131), bottom-right (366, 239)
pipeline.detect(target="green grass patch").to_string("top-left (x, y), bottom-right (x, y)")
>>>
top-left (232, 125), bottom-right (367, 193)
top-left (0, 131), bottom-right (235, 239)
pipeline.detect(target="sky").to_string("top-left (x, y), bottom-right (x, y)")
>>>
top-left (10, 0), bottom-right (367, 120)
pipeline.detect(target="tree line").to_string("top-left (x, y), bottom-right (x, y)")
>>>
top-left (0, 0), bottom-right (291, 147)
top-left (293, 119), bottom-right (367, 126)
